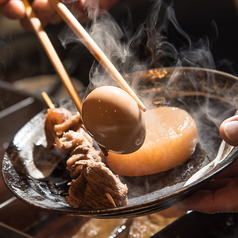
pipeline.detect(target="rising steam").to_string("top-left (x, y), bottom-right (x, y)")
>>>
top-left (58, 0), bottom-right (234, 129)
top-left (59, 0), bottom-right (216, 82)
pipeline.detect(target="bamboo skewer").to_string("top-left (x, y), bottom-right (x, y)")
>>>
top-left (105, 193), bottom-right (117, 207)
top-left (22, 0), bottom-right (83, 113)
top-left (41, 92), bottom-right (55, 109)
top-left (41, 91), bottom-right (117, 208)
top-left (48, 0), bottom-right (146, 112)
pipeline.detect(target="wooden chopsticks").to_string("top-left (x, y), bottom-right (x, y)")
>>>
top-left (22, 0), bottom-right (146, 112)
top-left (48, 0), bottom-right (146, 112)
top-left (22, 0), bottom-right (83, 113)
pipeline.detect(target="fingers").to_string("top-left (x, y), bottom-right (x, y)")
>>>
top-left (15, 0), bottom-right (59, 31)
top-left (178, 185), bottom-right (238, 213)
top-left (219, 115), bottom-right (238, 146)
top-left (0, 0), bottom-right (88, 28)
top-left (32, 0), bottom-right (61, 26)
top-left (0, 0), bottom-right (59, 29)
top-left (1, 0), bottom-right (119, 30)
top-left (0, 0), bottom-right (25, 19)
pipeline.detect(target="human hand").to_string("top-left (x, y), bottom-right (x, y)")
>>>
top-left (0, 0), bottom-right (119, 30)
top-left (178, 115), bottom-right (238, 213)
top-left (178, 159), bottom-right (238, 213)
top-left (219, 115), bottom-right (238, 146)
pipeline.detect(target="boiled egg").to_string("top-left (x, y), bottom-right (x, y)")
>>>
top-left (82, 86), bottom-right (146, 154)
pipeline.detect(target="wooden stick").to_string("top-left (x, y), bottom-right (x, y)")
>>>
top-left (48, 0), bottom-right (146, 112)
top-left (22, 0), bottom-right (83, 113)
top-left (42, 91), bottom-right (116, 206)
top-left (105, 193), bottom-right (117, 207)
top-left (41, 92), bottom-right (55, 109)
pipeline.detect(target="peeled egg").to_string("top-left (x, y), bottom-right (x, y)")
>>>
top-left (82, 86), bottom-right (146, 154)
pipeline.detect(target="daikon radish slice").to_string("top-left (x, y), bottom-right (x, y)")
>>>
top-left (106, 107), bottom-right (198, 176)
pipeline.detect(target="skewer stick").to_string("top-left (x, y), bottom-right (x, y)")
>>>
top-left (41, 92), bottom-right (55, 109)
top-left (48, 0), bottom-right (146, 112)
top-left (22, 0), bottom-right (83, 113)
top-left (42, 91), bottom-right (116, 207)
top-left (105, 193), bottom-right (117, 208)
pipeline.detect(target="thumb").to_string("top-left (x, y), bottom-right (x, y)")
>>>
top-left (219, 115), bottom-right (238, 146)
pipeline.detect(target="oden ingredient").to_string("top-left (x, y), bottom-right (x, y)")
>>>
top-left (106, 107), bottom-right (198, 176)
top-left (82, 86), bottom-right (146, 154)
top-left (44, 108), bottom-right (128, 208)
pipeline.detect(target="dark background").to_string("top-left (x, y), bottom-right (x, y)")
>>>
top-left (1, 0), bottom-right (238, 86)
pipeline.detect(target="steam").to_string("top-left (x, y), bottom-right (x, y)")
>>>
top-left (59, 0), bottom-right (216, 77)
top-left (129, 0), bottom-right (216, 70)
top-left (58, 0), bottom-right (233, 128)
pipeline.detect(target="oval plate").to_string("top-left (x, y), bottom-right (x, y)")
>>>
top-left (2, 67), bottom-right (238, 218)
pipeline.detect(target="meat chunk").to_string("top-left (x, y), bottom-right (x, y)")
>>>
top-left (44, 107), bottom-right (128, 209)
top-left (65, 162), bottom-right (128, 208)
top-left (44, 108), bottom-right (72, 149)
top-left (54, 113), bottom-right (83, 136)
top-left (66, 145), bottom-right (102, 178)
top-left (55, 128), bottom-right (93, 153)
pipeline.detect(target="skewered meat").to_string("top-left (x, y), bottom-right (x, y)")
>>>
top-left (44, 107), bottom-right (128, 209)
top-left (54, 113), bottom-right (83, 136)
top-left (67, 145), bottom-right (102, 178)
top-left (55, 128), bottom-right (93, 153)
top-left (66, 162), bottom-right (128, 208)
top-left (44, 108), bottom-right (72, 149)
